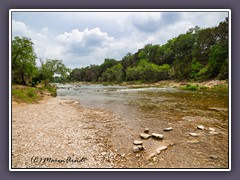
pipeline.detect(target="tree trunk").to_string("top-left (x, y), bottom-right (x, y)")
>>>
top-left (20, 73), bottom-right (27, 85)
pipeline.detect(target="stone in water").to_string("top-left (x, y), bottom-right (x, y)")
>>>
top-left (155, 146), bottom-right (167, 154)
top-left (151, 133), bottom-right (164, 140)
top-left (209, 127), bottom-right (215, 131)
top-left (133, 140), bottom-right (143, 145)
top-left (189, 133), bottom-right (198, 137)
top-left (133, 146), bottom-right (140, 153)
top-left (140, 133), bottom-right (151, 139)
top-left (163, 127), bottom-right (173, 131)
top-left (210, 131), bottom-right (219, 135)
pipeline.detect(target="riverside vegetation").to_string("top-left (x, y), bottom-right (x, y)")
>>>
top-left (12, 85), bottom-right (57, 103)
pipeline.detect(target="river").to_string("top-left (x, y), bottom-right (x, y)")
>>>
top-left (57, 83), bottom-right (229, 168)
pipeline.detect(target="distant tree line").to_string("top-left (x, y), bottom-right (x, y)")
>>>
top-left (12, 17), bottom-right (228, 86)
top-left (70, 17), bottom-right (229, 83)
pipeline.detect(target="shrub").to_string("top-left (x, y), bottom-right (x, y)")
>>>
top-left (180, 84), bottom-right (199, 91)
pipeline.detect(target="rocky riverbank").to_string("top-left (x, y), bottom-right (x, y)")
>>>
top-left (12, 92), bottom-right (229, 169)
top-left (12, 97), bottom-right (121, 168)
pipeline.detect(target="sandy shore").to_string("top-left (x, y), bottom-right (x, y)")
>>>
top-left (12, 97), bottom-right (120, 168)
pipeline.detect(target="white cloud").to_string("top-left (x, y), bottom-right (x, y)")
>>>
top-left (41, 26), bottom-right (48, 34)
top-left (182, 12), bottom-right (227, 28)
top-left (12, 20), bottom-right (32, 37)
top-left (37, 33), bottom-right (48, 39)
top-left (129, 12), bottom-right (182, 33)
top-left (44, 45), bottom-right (64, 59)
top-left (56, 28), bottom-right (114, 56)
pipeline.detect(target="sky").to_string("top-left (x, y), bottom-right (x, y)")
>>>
top-left (11, 10), bottom-right (228, 69)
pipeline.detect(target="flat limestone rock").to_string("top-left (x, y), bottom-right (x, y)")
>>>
top-left (146, 153), bottom-right (156, 160)
top-left (140, 133), bottom-right (151, 139)
top-left (163, 127), bottom-right (173, 131)
top-left (208, 107), bottom-right (228, 112)
top-left (155, 146), bottom-right (167, 154)
top-left (133, 140), bottom-right (143, 145)
top-left (209, 127), bottom-right (215, 131)
top-left (210, 131), bottom-right (219, 135)
top-left (209, 155), bottom-right (218, 159)
top-left (197, 125), bottom-right (205, 130)
top-left (133, 145), bottom-right (144, 153)
top-left (189, 133), bottom-right (198, 137)
top-left (146, 140), bottom-right (174, 161)
top-left (133, 146), bottom-right (140, 153)
top-left (152, 133), bottom-right (163, 140)
top-left (188, 140), bottom-right (200, 143)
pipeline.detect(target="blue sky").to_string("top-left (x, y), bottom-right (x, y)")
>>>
top-left (11, 10), bottom-right (228, 69)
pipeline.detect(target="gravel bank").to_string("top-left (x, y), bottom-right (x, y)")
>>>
top-left (12, 97), bottom-right (118, 168)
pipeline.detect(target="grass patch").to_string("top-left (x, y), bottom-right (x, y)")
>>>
top-left (211, 84), bottom-right (228, 93)
top-left (12, 87), bottom-right (40, 103)
top-left (41, 85), bottom-right (57, 97)
top-left (12, 84), bottom-right (57, 103)
top-left (199, 86), bottom-right (209, 90)
top-left (180, 84), bottom-right (199, 91)
top-left (180, 82), bottom-right (228, 93)
top-left (102, 82), bottom-right (114, 86)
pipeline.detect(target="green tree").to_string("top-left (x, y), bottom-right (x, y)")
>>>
top-left (126, 59), bottom-right (170, 82)
top-left (99, 58), bottom-right (118, 74)
top-left (171, 32), bottom-right (196, 80)
top-left (207, 44), bottom-right (228, 79)
top-left (12, 36), bottom-right (37, 85)
top-left (192, 27), bottom-right (216, 66)
top-left (190, 58), bottom-right (203, 80)
top-left (156, 38), bottom-right (176, 66)
top-left (39, 59), bottom-right (70, 86)
top-left (102, 64), bottom-right (124, 82)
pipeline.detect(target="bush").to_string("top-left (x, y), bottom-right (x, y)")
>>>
top-left (180, 84), bottom-right (199, 91)
top-left (42, 85), bottom-right (57, 97)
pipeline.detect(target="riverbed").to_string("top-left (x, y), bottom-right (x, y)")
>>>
top-left (57, 83), bottom-right (229, 168)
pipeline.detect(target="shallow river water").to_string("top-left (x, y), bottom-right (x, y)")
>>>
top-left (57, 83), bottom-right (229, 168)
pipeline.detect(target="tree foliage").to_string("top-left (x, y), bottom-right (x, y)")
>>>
top-left (12, 36), bottom-right (37, 85)
top-left (70, 18), bottom-right (228, 83)
top-left (39, 59), bottom-right (70, 86)
top-left (12, 36), bottom-right (70, 86)
top-left (102, 64), bottom-right (124, 82)
top-left (126, 60), bottom-right (170, 82)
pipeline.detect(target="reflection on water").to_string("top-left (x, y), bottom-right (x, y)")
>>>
top-left (57, 83), bottom-right (229, 168)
